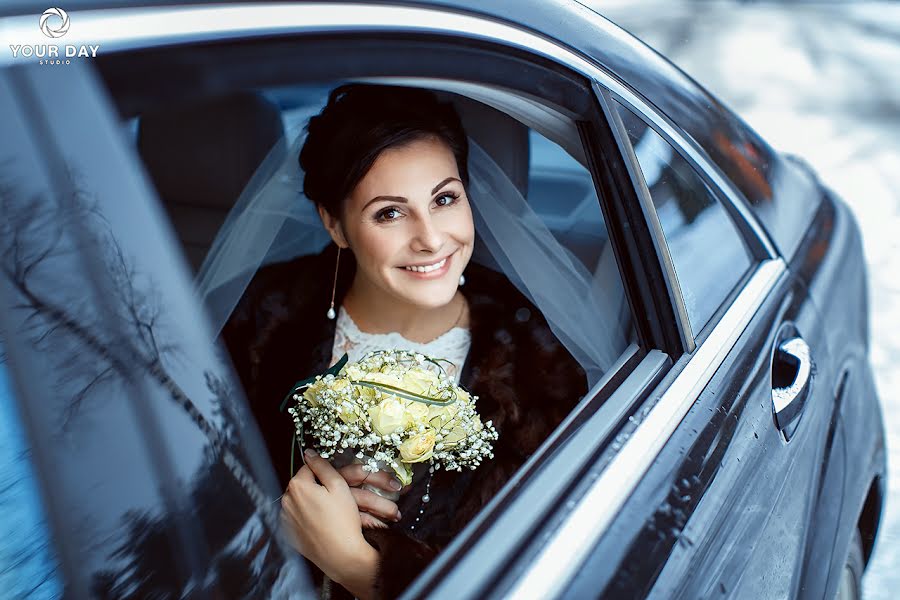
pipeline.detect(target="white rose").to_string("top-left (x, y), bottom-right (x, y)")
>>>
top-left (405, 401), bottom-right (430, 425)
top-left (399, 429), bottom-right (436, 463)
top-left (369, 398), bottom-right (407, 436)
top-left (428, 401), bottom-right (460, 427)
top-left (401, 369), bottom-right (439, 395)
top-left (344, 364), bottom-right (366, 380)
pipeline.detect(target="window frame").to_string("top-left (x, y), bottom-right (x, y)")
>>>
top-left (499, 83), bottom-right (787, 600)
top-left (600, 87), bottom-right (778, 350)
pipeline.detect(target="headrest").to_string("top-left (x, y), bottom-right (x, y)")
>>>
top-left (137, 92), bottom-right (284, 210)
top-left (444, 94), bottom-right (530, 197)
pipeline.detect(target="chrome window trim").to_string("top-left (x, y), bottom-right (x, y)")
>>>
top-left (503, 258), bottom-right (785, 600)
top-left (2, 2), bottom-right (775, 259)
top-left (606, 89), bottom-right (777, 260)
top-left (596, 83), bottom-right (696, 353)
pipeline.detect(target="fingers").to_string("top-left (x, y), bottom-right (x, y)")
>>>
top-left (360, 513), bottom-right (389, 529)
top-left (290, 464), bottom-right (316, 487)
top-left (350, 488), bottom-right (402, 522)
top-left (282, 463), bottom-right (321, 515)
top-left (338, 464), bottom-right (403, 493)
top-left (302, 449), bottom-right (346, 492)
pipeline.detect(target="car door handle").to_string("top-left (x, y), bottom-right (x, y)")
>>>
top-left (771, 337), bottom-right (812, 431)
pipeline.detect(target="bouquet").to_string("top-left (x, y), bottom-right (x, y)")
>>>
top-left (282, 350), bottom-right (498, 489)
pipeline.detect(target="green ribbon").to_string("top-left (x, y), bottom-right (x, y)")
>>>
top-left (280, 353), bottom-right (349, 412)
top-left (349, 380), bottom-right (457, 406)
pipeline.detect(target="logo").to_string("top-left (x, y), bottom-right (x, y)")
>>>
top-left (8, 7), bottom-right (100, 66)
top-left (39, 7), bottom-right (70, 38)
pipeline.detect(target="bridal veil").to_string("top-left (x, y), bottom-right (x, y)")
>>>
top-left (195, 91), bottom-right (630, 388)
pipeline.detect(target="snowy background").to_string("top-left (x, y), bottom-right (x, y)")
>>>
top-left (596, 1), bottom-right (899, 596)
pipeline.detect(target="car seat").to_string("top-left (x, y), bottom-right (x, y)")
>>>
top-left (137, 92), bottom-right (285, 271)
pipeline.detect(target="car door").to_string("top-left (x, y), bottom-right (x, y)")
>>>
top-left (0, 62), bottom-right (312, 597)
top-left (3, 6), bottom-right (667, 597)
top-left (546, 94), bottom-right (838, 598)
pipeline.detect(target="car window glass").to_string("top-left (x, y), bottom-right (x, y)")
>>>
top-left (614, 102), bottom-right (754, 334)
top-left (0, 67), bottom-right (306, 598)
top-left (0, 350), bottom-right (64, 599)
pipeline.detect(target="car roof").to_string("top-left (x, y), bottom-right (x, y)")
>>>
top-left (3, 0), bottom-right (782, 218)
top-left (0, 0), bottom-right (716, 113)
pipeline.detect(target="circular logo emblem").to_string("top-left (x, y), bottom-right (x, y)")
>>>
top-left (40, 7), bottom-right (70, 38)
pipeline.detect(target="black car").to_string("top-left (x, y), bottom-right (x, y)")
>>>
top-left (0, 2), bottom-right (885, 599)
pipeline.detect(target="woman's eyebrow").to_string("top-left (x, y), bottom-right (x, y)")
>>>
top-left (431, 177), bottom-right (461, 194)
top-left (362, 195), bottom-right (407, 211)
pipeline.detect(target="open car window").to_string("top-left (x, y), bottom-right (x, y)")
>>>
top-left (92, 22), bottom-right (670, 598)
top-left (124, 87), bottom-right (639, 593)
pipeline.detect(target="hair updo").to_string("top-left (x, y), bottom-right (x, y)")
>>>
top-left (299, 84), bottom-right (469, 217)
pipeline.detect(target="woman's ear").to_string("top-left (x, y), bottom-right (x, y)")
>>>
top-left (317, 204), bottom-right (348, 249)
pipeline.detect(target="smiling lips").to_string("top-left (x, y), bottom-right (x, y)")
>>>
top-left (401, 254), bottom-right (452, 277)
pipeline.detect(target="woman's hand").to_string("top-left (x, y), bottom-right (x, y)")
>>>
top-left (281, 449), bottom-right (379, 599)
top-left (336, 463), bottom-right (404, 528)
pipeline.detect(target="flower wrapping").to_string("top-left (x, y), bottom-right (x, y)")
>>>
top-left (284, 350), bottom-right (498, 486)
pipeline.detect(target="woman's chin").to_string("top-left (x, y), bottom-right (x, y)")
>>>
top-left (391, 278), bottom-right (459, 310)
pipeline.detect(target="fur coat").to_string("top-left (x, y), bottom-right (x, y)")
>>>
top-left (221, 244), bottom-right (587, 598)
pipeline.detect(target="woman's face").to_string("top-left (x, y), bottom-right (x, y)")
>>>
top-left (322, 136), bottom-right (475, 310)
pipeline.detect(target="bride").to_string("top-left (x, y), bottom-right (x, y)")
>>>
top-left (219, 85), bottom-right (590, 599)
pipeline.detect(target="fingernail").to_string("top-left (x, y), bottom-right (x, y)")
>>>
top-left (389, 478), bottom-right (402, 491)
top-left (304, 448), bottom-right (317, 458)
top-left (395, 511), bottom-right (402, 522)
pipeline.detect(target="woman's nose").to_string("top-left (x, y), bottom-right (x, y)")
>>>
top-left (410, 213), bottom-right (445, 253)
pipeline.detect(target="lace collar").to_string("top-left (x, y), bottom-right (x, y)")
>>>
top-left (331, 306), bottom-right (471, 383)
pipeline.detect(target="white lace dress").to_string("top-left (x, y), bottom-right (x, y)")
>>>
top-left (330, 306), bottom-right (471, 383)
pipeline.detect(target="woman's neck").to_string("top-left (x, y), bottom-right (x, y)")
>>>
top-left (341, 275), bottom-right (468, 344)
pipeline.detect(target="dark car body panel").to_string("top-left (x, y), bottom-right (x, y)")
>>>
top-left (791, 188), bottom-right (887, 566)
top-left (0, 2), bottom-right (885, 599)
top-left (563, 265), bottom-right (835, 598)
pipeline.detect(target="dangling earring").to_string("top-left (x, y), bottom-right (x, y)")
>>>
top-left (458, 273), bottom-right (466, 286)
top-left (326, 247), bottom-right (341, 320)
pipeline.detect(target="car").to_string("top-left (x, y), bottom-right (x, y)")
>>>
top-left (0, 1), bottom-right (885, 599)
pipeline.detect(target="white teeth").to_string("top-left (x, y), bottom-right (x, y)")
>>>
top-left (404, 258), bottom-right (447, 273)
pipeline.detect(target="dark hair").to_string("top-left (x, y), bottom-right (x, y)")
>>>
top-left (299, 84), bottom-right (469, 216)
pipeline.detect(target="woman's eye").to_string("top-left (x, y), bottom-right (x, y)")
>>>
top-left (376, 207), bottom-right (402, 222)
top-left (435, 192), bottom-right (459, 207)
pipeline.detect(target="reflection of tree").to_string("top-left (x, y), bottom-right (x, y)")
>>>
top-left (1, 174), bottom-right (293, 595)
top-left (91, 454), bottom-right (284, 599)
